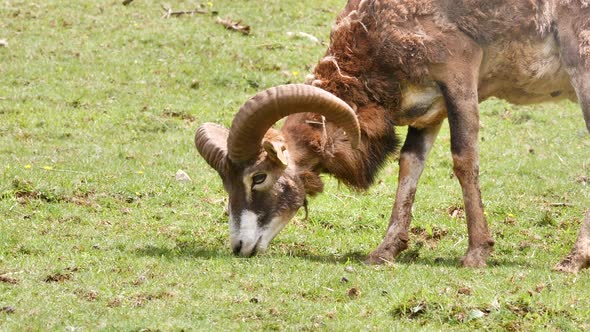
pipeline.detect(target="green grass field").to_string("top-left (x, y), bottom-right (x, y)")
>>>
top-left (1, 0), bottom-right (589, 330)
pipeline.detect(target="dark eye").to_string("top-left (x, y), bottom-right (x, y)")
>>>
top-left (252, 173), bottom-right (267, 186)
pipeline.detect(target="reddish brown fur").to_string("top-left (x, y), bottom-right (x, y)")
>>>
top-left (279, 0), bottom-right (590, 270)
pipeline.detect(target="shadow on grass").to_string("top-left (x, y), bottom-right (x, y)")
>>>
top-left (134, 242), bottom-right (226, 259)
top-left (133, 241), bottom-right (535, 269)
top-left (134, 241), bottom-right (366, 263)
top-left (395, 250), bottom-right (535, 269)
top-left (286, 246), bottom-right (535, 269)
top-left (283, 249), bottom-right (368, 264)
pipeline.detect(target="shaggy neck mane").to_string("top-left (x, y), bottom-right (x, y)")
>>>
top-left (282, 3), bottom-right (403, 194)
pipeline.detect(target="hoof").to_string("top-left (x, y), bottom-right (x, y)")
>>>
top-left (554, 253), bottom-right (590, 273)
top-left (460, 254), bottom-right (487, 268)
top-left (364, 252), bottom-right (394, 265)
top-left (366, 240), bottom-right (408, 265)
top-left (460, 245), bottom-right (492, 268)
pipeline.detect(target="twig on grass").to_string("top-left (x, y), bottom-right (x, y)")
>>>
top-left (327, 192), bottom-right (344, 204)
top-left (286, 31), bottom-right (320, 44)
top-left (576, 175), bottom-right (590, 184)
top-left (0, 274), bottom-right (18, 284)
top-left (161, 5), bottom-right (208, 19)
top-left (215, 17), bottom-right (251, 35)
top-left (40, 166), bottom-right (88, 174)
top-left (255, 43), bottom-right (285, 50)
top-left (548, 202), bottom-right (574, 207)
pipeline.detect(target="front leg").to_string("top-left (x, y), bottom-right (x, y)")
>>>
top-left (435, 66), bottom-right (495, 267)
top-left (366, 124), bottom-right (441, 264)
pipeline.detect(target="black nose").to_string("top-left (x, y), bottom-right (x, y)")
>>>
top-left (232, 241), bottom-right (243, 255)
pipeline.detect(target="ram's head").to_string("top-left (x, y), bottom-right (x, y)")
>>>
top-left (195, 84), bottom-right (360, 256)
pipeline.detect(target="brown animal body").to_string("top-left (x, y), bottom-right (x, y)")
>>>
top-left (196, 0), bottom-right (590, 272)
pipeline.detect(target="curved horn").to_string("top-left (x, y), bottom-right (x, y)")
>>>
top-left (227, 84), bottom-right (360, 163)
top-left (195, 123), bottom-right (230, 175)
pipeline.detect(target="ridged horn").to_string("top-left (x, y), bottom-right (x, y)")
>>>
top-left (227, 84), bottom-right (360, 163)
top-left (195, 123), bottom-right (230, 175)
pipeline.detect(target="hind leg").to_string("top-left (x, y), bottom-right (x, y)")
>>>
top-left (554, 4), bottom-right (590, 272)
top-left (555, 210), bottom-right (590, 273)
top-left (554, 70), bottom-right (590, 272)
top-left (555, 68), bottom-right (590, 272)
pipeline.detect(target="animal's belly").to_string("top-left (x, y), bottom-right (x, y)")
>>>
top-left (393, 35), bottom-right (578, 128)
top-left (478, 35), bottom-right (577, 104)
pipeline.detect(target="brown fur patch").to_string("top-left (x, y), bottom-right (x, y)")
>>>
top-left (321, 105), bottom-right (399, 190)
top-left (581, 30), bottom-right (590, 60)
top-left (284, 104), bottom-right (398, 190)
top-left (443, 0), bottom-right (553, 42)
top-left (561, 0), bottom-right (590, 8)
top-left (557, 0), bottom-right (590, 67)
top-left (298, 171), bottom-right (324, 195)
top-left (356, 104), bottom-right (392, 138)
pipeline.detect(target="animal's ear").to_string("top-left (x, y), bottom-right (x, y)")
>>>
top-left (263, 140), bottom-right (288, 168)
top-left (195, 123), bottom-right (230, 176)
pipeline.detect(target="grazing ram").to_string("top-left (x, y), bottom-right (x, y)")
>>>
top-left (195, 0), bottom-right (590, 272)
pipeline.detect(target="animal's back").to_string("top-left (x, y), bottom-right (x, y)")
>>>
top-left (353, 0), bottom-right (576, 104)
top-left (440, 0), bottom-right (555, 42)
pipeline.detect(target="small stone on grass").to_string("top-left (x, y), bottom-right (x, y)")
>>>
top-left (175, 169), bottom-right (191, 182)
top-left (347, 287), bottom-right (360, 298)
top-left (1, 306), bottom-right (15, 314)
